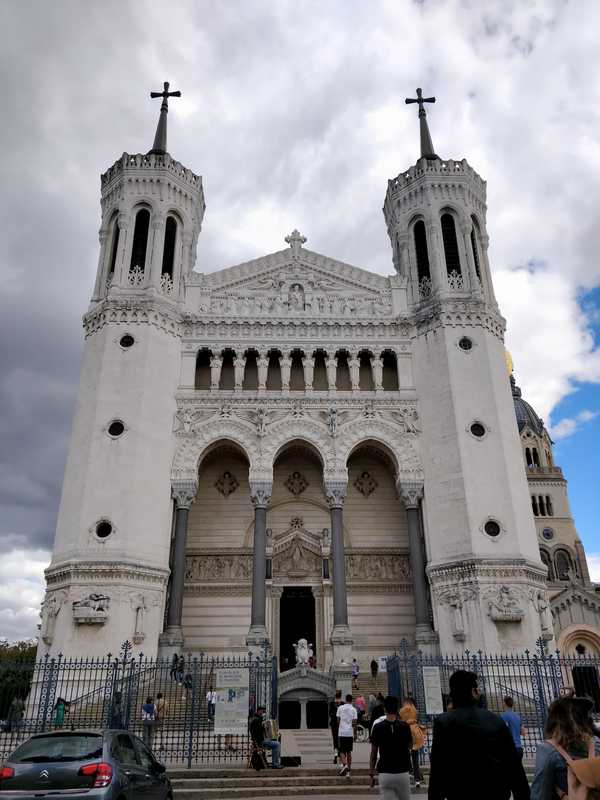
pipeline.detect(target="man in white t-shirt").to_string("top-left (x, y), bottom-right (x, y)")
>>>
top-left (336, 693), bottom-right (358, 778)
top-left (206, 686), bottom-right (217, 721)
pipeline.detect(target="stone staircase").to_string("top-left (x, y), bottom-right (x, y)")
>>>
top-left (170, 767), bottom-right (427, 798)
top-left (354, 671), bottom-right (388, 696)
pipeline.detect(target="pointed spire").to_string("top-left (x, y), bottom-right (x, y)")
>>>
top-left (405, 88), bottom-right (438, 160)
top-left (148, 82), bottom-right (181, 155)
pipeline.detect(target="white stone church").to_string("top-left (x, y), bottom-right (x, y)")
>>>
top-left (39, 85), bottom-right (600, 670)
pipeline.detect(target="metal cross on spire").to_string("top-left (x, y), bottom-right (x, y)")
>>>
top-left (405, 87), bottom-right (438, 160)
top-left (148, 81), bottom-right (182, 156)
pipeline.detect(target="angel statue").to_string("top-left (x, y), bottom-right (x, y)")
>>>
top-left (293, 638), bottom-right (314, 666)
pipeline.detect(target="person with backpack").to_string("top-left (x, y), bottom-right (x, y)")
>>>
top-left (369, 694), bottom-right (413, 798)
top-left (399, 695), bottom-right (427, 788)
top-left (328, 689), bottom-right (343, 764)
top-left (531, 695), bottom-right (600, 800)
top-left (428, 670), bottom-right (530, 800)
top-left (141, 696), bottom-right (156, 749)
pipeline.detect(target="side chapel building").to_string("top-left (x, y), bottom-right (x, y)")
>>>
top-left (39, 85), bottom-right (600, 670)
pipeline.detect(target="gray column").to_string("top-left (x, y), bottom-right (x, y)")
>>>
top-left (324, 482), bottom-right (348, 627)
top-left (399, 481), bottom-right (430, 632)
top-left (163, 481), bottom-right (197, 644)
top-left (247, 481), bottom-right (272, 647)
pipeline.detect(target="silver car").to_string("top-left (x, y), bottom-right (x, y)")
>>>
top-left (0, 729), bottom-right (172, 799)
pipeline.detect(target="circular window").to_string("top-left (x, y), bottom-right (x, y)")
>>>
top-left (484, 520), bottom-right (501, 537)
top-left (470, 422), bottom-right (486, 438)
top-left (108, 420), bottom-right (125, 437)
top-left (542, 527), bottom-right (554, 541)
top-left (96, 521), bottom-right (113, 539)
top-left (458, 336), bottom-right (473, 351)
top-left (119, 334), bottom-right (135, 348)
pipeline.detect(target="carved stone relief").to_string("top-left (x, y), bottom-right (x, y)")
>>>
top-left (40, 590), bottom-right (67, 645)
top-left (284, 472), bottom-right (309, 496)
top-left (484, 585), bottom-right (525, 623)
top-left (353, 470), bottom-right (378, 497)
top-left (215, 471), bottom-right (240, 497)
top-left (185, 554), bottom-right (253, 582)
top-left (273, 536), bottom-right (322, 578)
top-left (345, 554), bottom-right (410, 582)
top-left (72, 593), bottom-right (110, 625)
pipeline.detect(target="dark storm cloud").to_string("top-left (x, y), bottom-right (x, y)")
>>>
top-left (1, 0), bottom-right (600, 638)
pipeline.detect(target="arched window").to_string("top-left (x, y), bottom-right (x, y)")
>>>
top-left (219, 350), bottom-right (235, 390)
top-left (290, 350), bottom-right (306, 391)
top-left (555, 549), bottom-right (572, 581)
top-left (546, 449), bottom-right (553, 466)
top-left (243, 350), bottom-right (258, 390)
top-left (381, 351), bottom-right (399, 391)
top-left (266, 350), bottom-right (282, 391)
top-left (162, 215), bottom-right (178, 278)
top-left (538, 495), bottom-right (547, 516)
top-left (531, 496), bottom-right (539, 516)
top-left (540, 548), bottom-right (554, 580)
top-left (130, 208), bottom-right (150, 272)
top-left (335, 351), bottom-right (351, 391)
top-left (107, 219), bottom-right (120, 282)
top-left (312, 351), bottom-right (328, 391)
top-left (194, 349), bottom-right (211, 390)
top-left (413, 221), bottom-right (431, 284)
top-left (359, 351), bottom-right (374, 390)
top-left (470, 216), bottom-right (482, 281)
top-left (525, 448), bottom-right (532, 468)
top-left (546, 495), bottom-right (554, 516)
top-left (532, 448), bottom-right (540, 467)
top-left (441, 213), bottom-right (461, 277)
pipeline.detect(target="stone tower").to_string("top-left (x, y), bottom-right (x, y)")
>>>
top-left (382, 91), bottom-right (550, 652)
top-left (39, 85), bottom-right (205, 657)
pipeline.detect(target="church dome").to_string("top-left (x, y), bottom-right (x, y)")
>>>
top-left (511, 375), bottom-right (545, 435)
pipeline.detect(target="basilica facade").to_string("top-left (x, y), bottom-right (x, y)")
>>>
top-left (39, 88), bottom-right (599, 669)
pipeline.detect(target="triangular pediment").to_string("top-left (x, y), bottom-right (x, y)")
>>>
top-left (190, 246), bottom-right (391, 294)
top-left (551, 582), bottom-right (600, 610)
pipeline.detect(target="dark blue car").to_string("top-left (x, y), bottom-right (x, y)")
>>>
top-left (0, 729), bottom-right (172, 799)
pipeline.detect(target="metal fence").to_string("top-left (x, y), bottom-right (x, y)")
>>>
top-left (386, 639), bottom-right (600, 762)
top-left (0, 642), bottom-right (276, 767)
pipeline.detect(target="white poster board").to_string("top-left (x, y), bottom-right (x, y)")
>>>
top-left (377, 656), bottom-right (388, 673)
top-left (422, 666), bottom-right (444, 715)
top-left (214, 668), bottom-right (250, 735)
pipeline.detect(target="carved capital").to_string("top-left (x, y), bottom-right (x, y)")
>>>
top-left (324, 480), bottom-right (347, 509)
top-left (172, 480), bottom-right (198, 509)
top-left (397, 480), bottom-right (424, 509)
top-left (249, 481), bottom-right (272, 508)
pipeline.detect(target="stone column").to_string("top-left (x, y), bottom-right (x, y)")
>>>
top-left (372, 355), bottom-right (384, 393)
top-left (159, 480), bottom-right (197, 656)
top-left (479, 233), bottom-right (497, 304)
top-left (326, 356), bottom-right (337, 393)
top-left (210, 355), bottom-right (223, 391)
top-left (280, 354), bottom-right (292, 393)
top-left (302, 355), bottom-right (315, 392)
top-left (234, 355), bottom-right (246, 392)
top-left (300, 699), bottom-right (308, 730)
top-left (115, 212), bottom-right (131, 287)
top-left (247, 481), bottom-right (272, 652)
top-left (398, 481), bottom-right (434, 647)
top-left (257, 351), bottom-right (269, 393)
top-left (92, 228), bottom-right (110, 300)
top-left (425, 217), bottom-right (444, 296)
top-left (149, 215), bottom-right (166, 290)
top-left (324, 481), bottom-right (353, 667)
top-left (348, 352), bottom-right (360, 392)
top-left (460, 219), bottom-right (482, 296)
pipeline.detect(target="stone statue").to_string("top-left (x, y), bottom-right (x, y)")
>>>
top-left (328, 405), bottom-right (337, 436)
top-left (487, 586), bottom-right (524, 623)
top-left (41, 593), bottom-right (62, 645)
top-left (293, 638), bottom-right (314, 666)
top-left (534, 590), bottom-right (553, 636)
top-left (288, 283), bottom-right (305, 310)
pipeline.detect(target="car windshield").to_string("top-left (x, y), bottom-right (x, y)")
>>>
top-left (11, 734), bottom-right (103, 763)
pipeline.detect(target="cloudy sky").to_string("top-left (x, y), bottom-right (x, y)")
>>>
top-left (1, 0), bottom-right (600, 642)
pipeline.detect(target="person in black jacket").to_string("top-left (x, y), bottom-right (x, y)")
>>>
top-left (428, 670), bottom-right (530, 800)
top-left (249, 706), bottom-right (282, 768)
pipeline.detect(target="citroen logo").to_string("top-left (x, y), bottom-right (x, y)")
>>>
top-left (39, 770), bottom-right (49, 779)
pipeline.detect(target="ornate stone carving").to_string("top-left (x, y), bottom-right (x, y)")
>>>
top-left (172, 480), bottom-right (197, 509)
top-left (72, 593), bottom-right (110, 625)
top-left (324, 480), bottom-right (347, 509)
top-left (391, 406), bottom-right (421, 433)
top-left (435, 585), bottom-right (478, 641)
top-left (284, 471), bottom-right (308, 496)
top-left (345, 553), bottom-right (410, 581)
top-left (215, 471), bottom-right (239, 497)
top-left (398, 480), bottom-right (424, 509)
top-left (293, 638), bottom-right (314, 665)
top-left (249, 481), bottom-right (272, 508)
top-left (40, 590), bottom-right (67, 645)
top-left (275, 536), bottom-right (321, 577)
top-left (531, 588), bottom-right (553, 639)
top-left (327, 405), bottom-right (337, 436)
top-left (353, 470), bottom-right (378, 497)
top-left (484, 585), bottom-right (525, 623)
top-left (185, 554), bottom-right (253, 582)
top-left (290, 516), bottom-right (304, 529)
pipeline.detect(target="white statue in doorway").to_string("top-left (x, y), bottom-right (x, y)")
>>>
top-left (293, 638), bottom-right (314, 666)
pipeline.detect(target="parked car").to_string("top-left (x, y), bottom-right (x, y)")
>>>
top-left (0, 729), bottom-right (172, 799)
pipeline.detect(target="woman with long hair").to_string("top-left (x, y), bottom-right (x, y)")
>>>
top-left (531, 695), bottom-right (599, 800)
top-left (399, 695), bottom-right (427, 789)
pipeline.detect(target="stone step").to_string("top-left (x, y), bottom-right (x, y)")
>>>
top-left (169, 767), bottom-right (372, 779)
top-left (174, 783), bottom-right (417, 799)
top-left (172, 775), bottom-right (371, 789)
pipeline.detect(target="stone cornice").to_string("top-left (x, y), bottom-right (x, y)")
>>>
top-left (181, 317), bottom-right (411, 336)
top-left (45, 559), bottom-right (169, 586)
top-left (428, 557), bottom-right (547, 586)
top-left (83, 297), bottom-right (183, 339)
top-left (413, 298), bottom-right (506, 339)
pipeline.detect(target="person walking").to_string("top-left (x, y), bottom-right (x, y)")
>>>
top-left (206, 686), bottom-right (217, 722)
top-left (328, 689), bottom-right (343, 764)
top-left (428, 670), bottom-right (530, 800)
top-left (141, 696), bottom-right (157, 750)
top-left (531, 695), bottom-right (600, 800)
top-left (370, 692), bottom-right (386, 732)
top-left (109, 691), bottom-right (124, 729)
top-left (249, 705), bottom-right (282, 768)
top-left (370, 694), bottom-right (412, 799)
top-left (4, 695), bottom-right (25, 733)
top-left (371, 659), bottom-right (379, 682)
top-left (53, 698), bottom-right (67, 727)
top-left (154, 692), bottom-right (167, 752)
top-left (169, 653), bottom-right (178, 681)
top-left (351, 659), bottom-right (360, 690)
top-left (399, 695), bottom-right (426, 788)
top-left (337, 694), bottom-right (358, 778)
top-left (355, 694), bottom-right (367, 726)
top-left (501, 695), bottom-right (525, 760)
